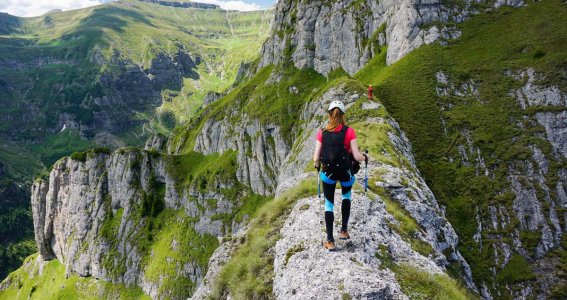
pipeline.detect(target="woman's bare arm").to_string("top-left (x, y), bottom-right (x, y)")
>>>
top-left (313, 141), bottom-right (322, 168)
top-left (350, 139), bottom-right (368, 162)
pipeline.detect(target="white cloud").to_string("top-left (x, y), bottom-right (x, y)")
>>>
top-left (193, 0), bottom-right (261, 11)
top-left (0, 0), bottom-right (107, 17)
top-left (0, 0), bottom-right (263, 17)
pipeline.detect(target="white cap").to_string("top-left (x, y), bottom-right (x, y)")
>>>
top-left (327, 100), bottom-right (345, 113)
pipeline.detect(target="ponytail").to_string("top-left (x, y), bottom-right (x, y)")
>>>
top-left (325, 108), bottom-right (345, 131)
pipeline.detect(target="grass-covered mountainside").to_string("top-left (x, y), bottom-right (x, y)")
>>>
top-left (0, 254), bottom-right (150, 299)
top-left (0, 0), bottom-right (271, 169)
top-left (1, 0), bottom-right (566, 299)
top-left (355, 0), bottom-right (567, 296)
top-left (0, 0), bottom-right (271, 282)
top-left (168, 0), bottom-right (567, 297)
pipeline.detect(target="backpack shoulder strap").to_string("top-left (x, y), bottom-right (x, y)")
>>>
top-left (339, 125), bottom-right (348, 140)
top-left (322, 126), bottom-right (348, 144)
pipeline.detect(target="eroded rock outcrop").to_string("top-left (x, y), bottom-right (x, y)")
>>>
top-left (30, 148), bottom-right (244, 299)
top-left (259, 0), bottom-right (525, 75)
top-left (192, 117), bottom-right (289, 196)
top-left (435, 69), bottom-right (567, 298)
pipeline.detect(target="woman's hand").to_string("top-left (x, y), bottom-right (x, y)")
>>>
top-left (350, 139), bottom-right (368, 162)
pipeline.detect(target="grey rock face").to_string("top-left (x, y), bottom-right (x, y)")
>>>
top-left (30, 148), bottom-right (241, 299)
top-left (534, 111), bottom-right (567, 159)
top-left (507, 68), bottom-right (567, 245)
top-left (31, 151), bottom-right (166, 287)
top-left (436, 68), bottom-right (567, 297)
top-left (273, 194), bottom-right (408, 299)
top-left (193, 117), bottom-right (289, 196)
top-left (144, 134), bottom-right (167, 152)
top-left (259, 0), bottom-right (525, 75)
top-left (510, 68), bottom-right (567, 158)
top-left (509, 161), bottom-right (558, 256)
top-left (512, 68), bottom-right (567, 109)
top-left (203, 92), bottom-right (226, 107)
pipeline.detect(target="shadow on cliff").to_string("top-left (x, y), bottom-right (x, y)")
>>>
top-left (76, 6), bottom-right (155, 33)
top-left (0, 13), bottom-right (21, 35)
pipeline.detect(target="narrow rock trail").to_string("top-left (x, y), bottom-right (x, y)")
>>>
top-left (272, 187), bottom-right (409, 299)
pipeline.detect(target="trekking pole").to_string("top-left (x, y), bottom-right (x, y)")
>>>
top-left (364, 150), bottom-right (369, 227)
top-left (364, 149), bottom-right (368, 193)
top-left (317, 165), bottom-right (323, 225)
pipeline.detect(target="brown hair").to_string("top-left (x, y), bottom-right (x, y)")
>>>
top-left (325, 108), bottom-right (345, 131)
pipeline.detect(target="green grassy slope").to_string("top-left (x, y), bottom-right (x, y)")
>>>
top-left (356, 0), bottom-right (567, 296)
top-left (0, 254), bottom-right (149, 300)
top-left (0, 0), bottom-right (271, 283)
top-left (0, 0), bottom-right (272, 159)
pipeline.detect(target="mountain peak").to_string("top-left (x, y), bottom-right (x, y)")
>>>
top-left (136, 0), bottom-right (220, 9)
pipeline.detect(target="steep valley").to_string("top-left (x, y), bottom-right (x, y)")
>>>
top-left (0, 0), bottom-right (271, 280)
top-left (1, 0), bottom-right (567, 299)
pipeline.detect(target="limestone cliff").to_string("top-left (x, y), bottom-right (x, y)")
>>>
top-left (29, 147), bottom-right (248, 299)
top-left (259, 0), bottom-right (525, 75)
top-left (434, 68), bottom-right (567, 298)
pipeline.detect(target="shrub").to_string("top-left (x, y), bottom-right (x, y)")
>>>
top-left (70, 151), bottom-right (87, 162)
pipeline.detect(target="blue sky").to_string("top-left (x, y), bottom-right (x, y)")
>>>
top-left (249, 0), bottom-right (276, 8)
top-left (0, 0), bottom-right (277, 17)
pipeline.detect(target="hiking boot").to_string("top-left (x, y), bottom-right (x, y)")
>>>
top-left (324, 240), bottom-right (336, 251)
top-left (339, 230), bottom-right (350, 240)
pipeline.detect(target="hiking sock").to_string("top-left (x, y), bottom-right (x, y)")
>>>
top-left (341, 199), bottom-right (351, 231)
top-left (325, 211), bottom-right (334, 242)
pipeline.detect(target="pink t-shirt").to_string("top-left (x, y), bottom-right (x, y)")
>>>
top-left (316, 124), bottom-right (356, 153)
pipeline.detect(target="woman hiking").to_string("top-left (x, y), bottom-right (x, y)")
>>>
top-left (313, 100), bottom-right (369, 251)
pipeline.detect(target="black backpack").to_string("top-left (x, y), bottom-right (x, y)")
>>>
top-left (320, 126), bottom-right (354, 175)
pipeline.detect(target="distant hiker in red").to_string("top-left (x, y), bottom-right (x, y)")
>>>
top-left (367, 85), bottom-right (373, 100)
top-left (313, 100), bottom-right (369, 251)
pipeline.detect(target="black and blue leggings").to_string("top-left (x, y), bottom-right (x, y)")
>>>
top-left (320, 170), bottom-right (355, 242)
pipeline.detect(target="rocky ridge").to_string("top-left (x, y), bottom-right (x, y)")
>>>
top-left (138, 0), bottom-right (220, 9)
top-left (191, 83), bottom-right (477, 298)
top-left (260, 0), bottom-right (525, 75)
